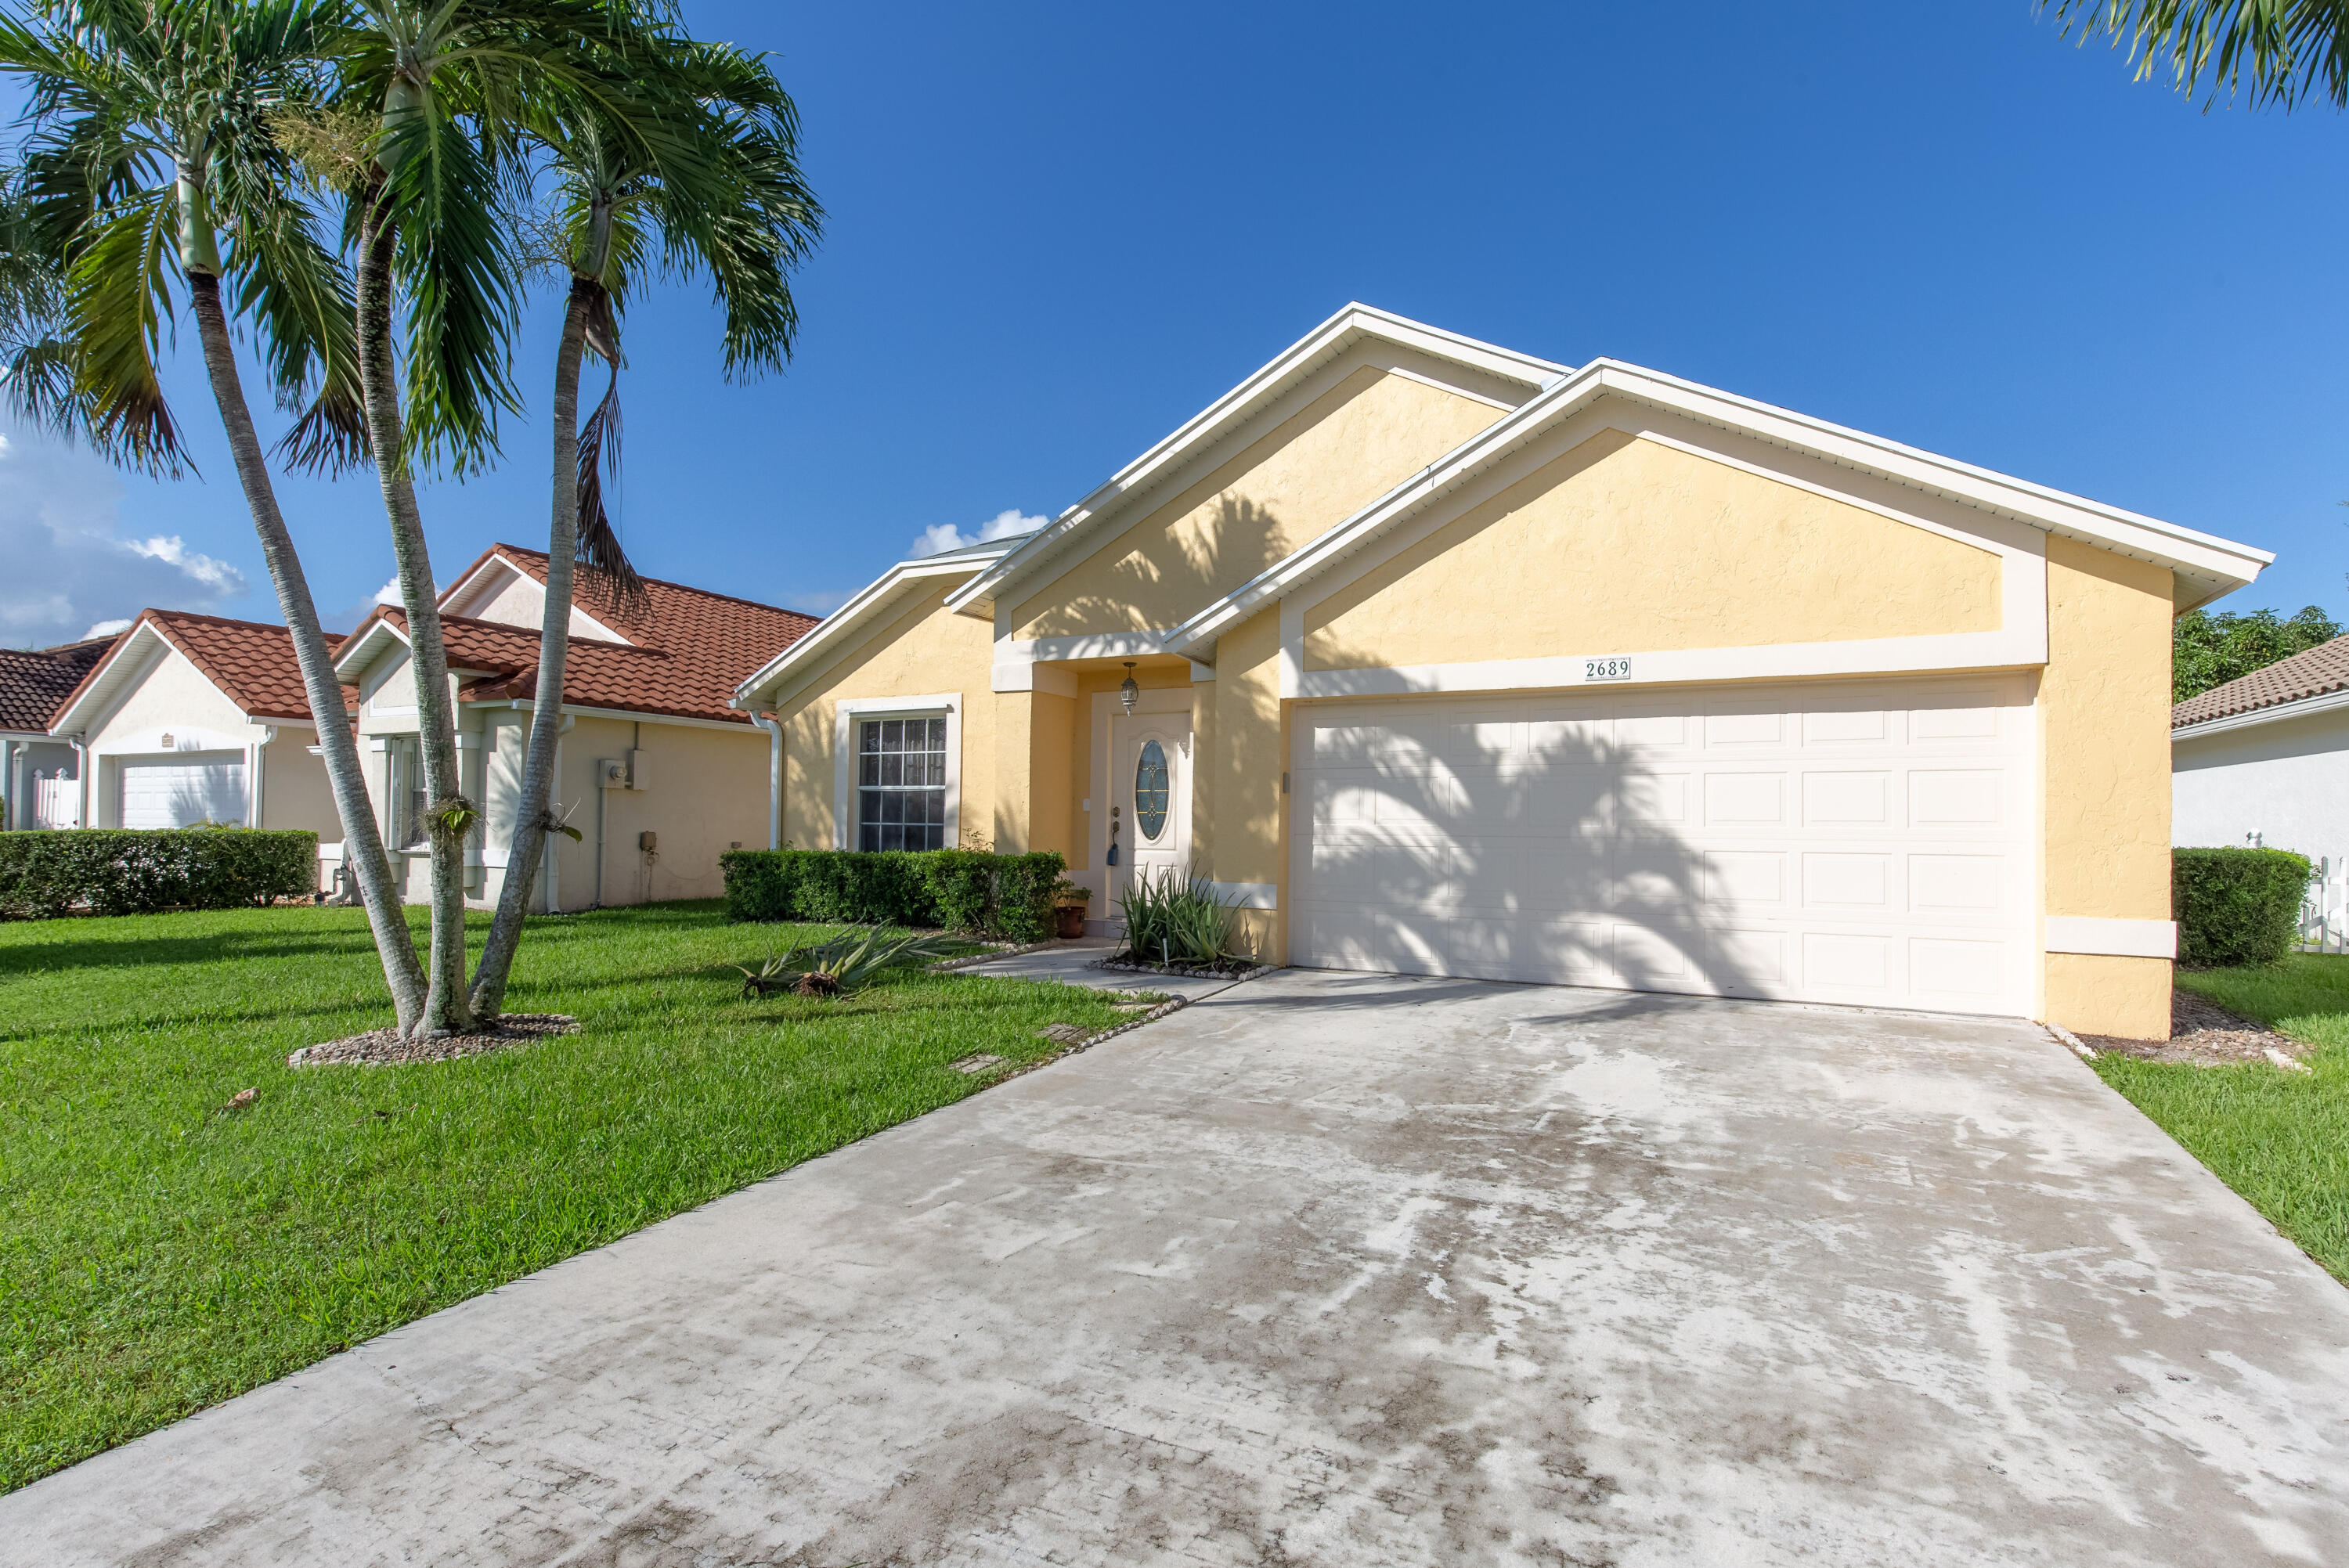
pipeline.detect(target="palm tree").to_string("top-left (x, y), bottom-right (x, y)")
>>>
top-left (465, 34), bottom-right (819, 1019)
top-left (2043, 2), bottom-right (2349, 106)
top-left (0, 0), bottom-right (430, 1026)
top-left (316, 0), bottom-right (691, 1036)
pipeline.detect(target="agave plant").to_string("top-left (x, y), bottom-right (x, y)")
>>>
top-left (734, 926), bottom-right (959, 1000)
top-left (1117, 871), bottom-right (1239, 967)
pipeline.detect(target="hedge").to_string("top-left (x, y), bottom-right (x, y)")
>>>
top-left (0, 828), bottom-right (320, 920)
top-left (2174, 846), bottom-right (2312, 967)
top-left (720, 848), bottom-right (1066, 943)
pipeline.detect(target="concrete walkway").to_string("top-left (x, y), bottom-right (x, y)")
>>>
top-left (947, 935), bottom-right (1257, 1003)
top-left (8, 971), bottom-right (2349, 1565)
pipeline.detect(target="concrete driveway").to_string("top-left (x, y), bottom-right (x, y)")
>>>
top-left (9, 969), bottom-right (2349, 1566)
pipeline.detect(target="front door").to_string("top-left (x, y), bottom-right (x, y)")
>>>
top-left (1110, 715), bottom-right (1191, 911)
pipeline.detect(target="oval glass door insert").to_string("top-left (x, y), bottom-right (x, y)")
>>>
top-left (1133, 740), bottom-right (1170, 839)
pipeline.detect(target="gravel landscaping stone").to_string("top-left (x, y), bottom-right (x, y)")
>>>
top-left (2080, 989), bottom-right (2311, 1066)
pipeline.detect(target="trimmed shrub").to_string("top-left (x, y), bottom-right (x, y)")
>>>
top-left (0, 828), bottom-right (320, 920)
top-left (720, 848), bottom-right (1066, 942)
top-left (2174, 846), bottom-right (2312, 967)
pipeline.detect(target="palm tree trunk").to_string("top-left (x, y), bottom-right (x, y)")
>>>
top-left (186, 269), bottom-right (427, 1028)
top-left (354, 183), bottom-right (474, 1038)
top-left (467, 275), bottom-right (594, 1018)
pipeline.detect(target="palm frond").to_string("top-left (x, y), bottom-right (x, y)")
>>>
top-left (2044, 0), bottom-right (2349, 109)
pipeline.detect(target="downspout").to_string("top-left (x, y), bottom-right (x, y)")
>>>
top-left (756, 713), bottom-right (783, 849)
top-left (71, 737), bottom-right (91, 828)
top-left (249, 726), bottom-right (276, 828)
top-left (1, 738), bottom-right (14, 829)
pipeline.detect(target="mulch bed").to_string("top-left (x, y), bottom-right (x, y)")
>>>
top-left (2079, 989), bottom-right (2311, 1066)
top-left (287, 1014), bottom-right (578, 1069)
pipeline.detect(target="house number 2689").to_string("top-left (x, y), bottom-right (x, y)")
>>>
top-left (1584, 657), bottom-right (1633, 681)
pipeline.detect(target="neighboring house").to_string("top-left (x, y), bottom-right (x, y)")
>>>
top-left (732, 303), bottom-right (2271, 1039)
top-left (331, 545), bottom-right (819, 911)
top-left (44, 612), bottom-right (349, 871)
top-left (2172, 633), bottom-right (2349, 860)
top-left (0, 636), bottom-right (113, 829)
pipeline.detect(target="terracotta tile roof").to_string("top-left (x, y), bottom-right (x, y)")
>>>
top-left (386, 545), bottom-right (821, 724)
top-left (0, 636), bottom-right (113, 733)
top-left (2174, 633), bottom-right (2349, 728)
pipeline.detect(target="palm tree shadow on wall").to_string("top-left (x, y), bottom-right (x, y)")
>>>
top-left (1032, 496), bottom-right (1293, 638)
top-left (1290, 695), bottom-right (1769, 1009)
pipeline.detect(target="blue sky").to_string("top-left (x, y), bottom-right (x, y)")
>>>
top-left (5, 1), bottom-right (2349, 646)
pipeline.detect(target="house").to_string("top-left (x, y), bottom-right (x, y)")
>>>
top-left (1, 636), bottom-right (113, 830)
top-left (2172, 633), bottom-right (2349, 863)
top-left (732, 304), bottom-right (2271, 1039)
top-left (45, 612), bottom-right (348, 869)
top-left (331, 545), bottom-right (819, 911)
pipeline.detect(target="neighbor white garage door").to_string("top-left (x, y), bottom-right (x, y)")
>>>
top-left (1289, 676), bottom-right (2034, 1016)
top-left (118, 752), bottom-right (248, 828)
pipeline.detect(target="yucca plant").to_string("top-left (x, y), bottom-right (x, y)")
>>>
top-left (734, 925), bottom-right (958, 999)
top-left (1116, 871), bottom-right (1239, 967)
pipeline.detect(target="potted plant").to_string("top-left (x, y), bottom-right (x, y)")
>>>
top-left (1052, 879), bottom-right (1092, 939)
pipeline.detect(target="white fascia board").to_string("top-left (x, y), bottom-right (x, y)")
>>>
top-left (730, 553), bottom-right (1001, 712)
top-left (521, 701), bottom-right (753, 734)
top-left (45, 620), bottom-right (168, 736)
top-left (1163, 359), bottom-right (2273, 658)
top-left (441, 550), bottom-right (632, 644)
top-left (2170, 685), bottom-right (2349, 742)
top-left (330, 616), bottom-right (412, 681)
top-left (943, 305), bottom-right (1568, 620)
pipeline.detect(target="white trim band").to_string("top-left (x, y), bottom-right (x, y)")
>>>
top-left (2045, 917), bottom-right (2177, 959)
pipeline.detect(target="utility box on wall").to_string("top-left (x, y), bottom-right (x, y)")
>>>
top-left (626, 748), bottom-right (650, 791)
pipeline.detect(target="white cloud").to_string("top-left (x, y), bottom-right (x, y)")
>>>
top-left (373, 575), bottom-right (402, 605)
top-left (81, 618), bottom-right (132, 641)
top-left (0, 430), bottom-right (254, 648)
top-left (911, 508), bottom-right (1045, 558)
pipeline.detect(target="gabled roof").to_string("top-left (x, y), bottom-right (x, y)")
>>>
top-left (337, 547), bottom-right (821, 725)
top-left (731, 535), bottom-right (1029, 711)
top-left (49, 610), bottom-right (354, 736)
top-left (942, 303), bottom-right (1565, 620)
top-left (1162, 356), bottom-right (2274, 658)
top-left (2173, 634), bottom-right (2349, 733)
top-left (1, 636), bottom-right (114, 734)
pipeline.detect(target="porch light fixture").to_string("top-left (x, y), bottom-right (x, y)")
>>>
top-left (1119, 662), bottom-right (1139, 716)
top-left (159, 732), bottom-right (174, 749)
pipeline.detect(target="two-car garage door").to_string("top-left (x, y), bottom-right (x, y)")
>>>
top-left (1289, 676), bottom-right (2034, 1017)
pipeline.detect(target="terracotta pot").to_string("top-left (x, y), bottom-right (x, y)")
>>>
top-left (1055, 903), bottom-right (1089, 939)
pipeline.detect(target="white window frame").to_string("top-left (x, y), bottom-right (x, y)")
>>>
top-left (832, 694), bottom-right (960, 852)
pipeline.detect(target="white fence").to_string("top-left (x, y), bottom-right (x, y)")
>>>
top-left (33, 772), bottom-right (78, 831)
top-left (2300, 855), bottom-right (2349, 955)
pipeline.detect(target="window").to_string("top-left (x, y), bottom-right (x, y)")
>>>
top-left (1134, 739), bottom-right (1169, 839)
top-left (388, 737), bottom-right (428, 849)
top-left (858, 716), bottom-right (947, 851)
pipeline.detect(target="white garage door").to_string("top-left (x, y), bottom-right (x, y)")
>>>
top-left (1290, 676), bottom-right (2034, 1016)
top-left (119, 752), bottom-right (248, 829)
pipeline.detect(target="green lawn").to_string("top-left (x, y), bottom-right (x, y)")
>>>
top-left (2093, 954), bottom-right (2349, 1286)
top-left (0, 901), bottom-right (1130, 1493)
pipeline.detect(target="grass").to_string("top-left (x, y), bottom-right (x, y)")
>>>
top-left (2091, 953), bottom-right (2349, 1286)
top-left (0, 899), bottom-right (1131, 1493)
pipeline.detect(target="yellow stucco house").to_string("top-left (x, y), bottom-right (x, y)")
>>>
top-left (733, 305), bottom-right (2270, 1037)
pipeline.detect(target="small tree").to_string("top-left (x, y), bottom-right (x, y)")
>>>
top-left (2174, 604), bottom-right (2342, 701)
